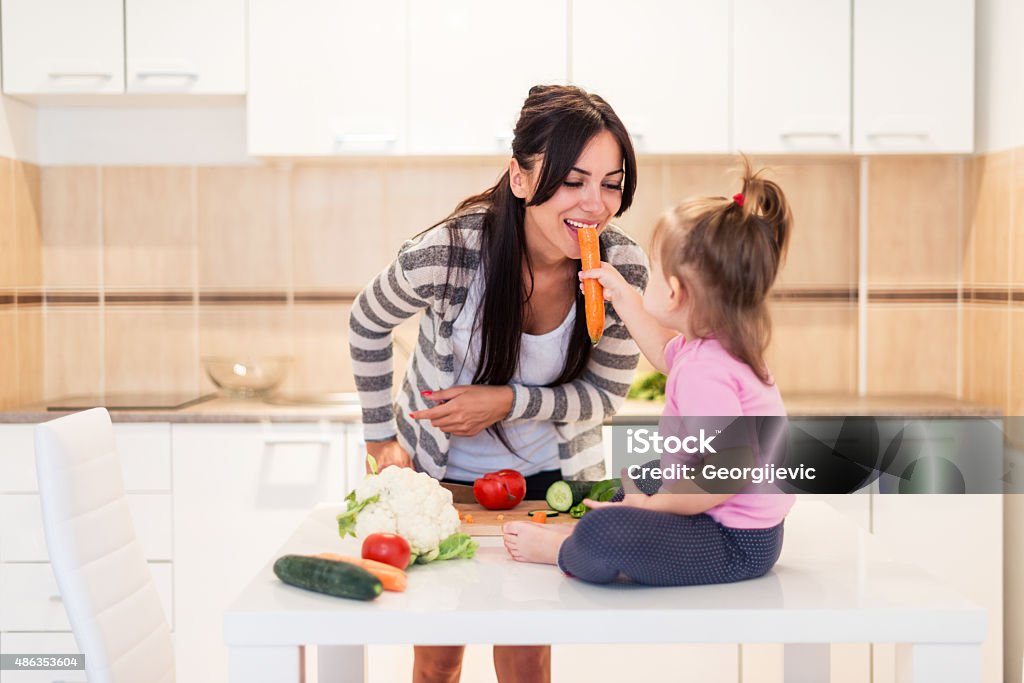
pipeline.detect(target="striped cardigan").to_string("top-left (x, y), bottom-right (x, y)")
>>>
top-left (348, 213), bottom-right (650, 481)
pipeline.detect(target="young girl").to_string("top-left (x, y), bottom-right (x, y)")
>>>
top-left (503, 159), bottom-right (795, 586)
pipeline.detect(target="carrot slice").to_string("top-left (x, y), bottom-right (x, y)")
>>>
top-left (577, 227), bottom-right (604, 344)
top-left (314, 553), bottom-right (408, 592)
top-left (532, 511), bottom-right (548, 524)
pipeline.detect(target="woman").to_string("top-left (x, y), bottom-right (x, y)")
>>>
top-left (349, 84), bottom-right (649, 683)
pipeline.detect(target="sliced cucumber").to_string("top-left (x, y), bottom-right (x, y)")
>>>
top-left (527, 509), bottom-right (559, 517)
top-left (545, 480), bottom-right (594, 512)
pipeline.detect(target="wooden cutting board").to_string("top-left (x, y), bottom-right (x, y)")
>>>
top-left (456, 502), bottom-right (578, 537)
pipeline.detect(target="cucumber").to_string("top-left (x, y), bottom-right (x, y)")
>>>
top-left (527, 509), bottom-right (559, 517)
top-left (545, 480), bottom-right (597, 512)
top-left (273, 555), bottom-right (382, 601)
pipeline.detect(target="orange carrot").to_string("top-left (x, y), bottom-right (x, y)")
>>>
top-left (532, 511), bottom-right (548, 524)
top-left (464, 514), bottom-right (474, 524)
top-left (314, 553), bottom-right (408, 592)
top-left (577, 227), bottom-right (604, 344)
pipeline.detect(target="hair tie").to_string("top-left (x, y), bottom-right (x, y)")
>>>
top-left (732, 193), bottom-right (745, 207)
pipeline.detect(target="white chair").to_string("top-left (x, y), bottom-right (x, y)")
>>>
top-left (34, 408), bottom-right (175, 683)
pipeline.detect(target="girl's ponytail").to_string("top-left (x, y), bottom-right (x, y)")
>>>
top-left (736, 156), bottom-right (792, 266)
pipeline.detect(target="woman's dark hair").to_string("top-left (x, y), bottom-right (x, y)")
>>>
top-left (652, 156), bottom-right (793, 384)
top-left (437, 84), bottom-right (637, 452)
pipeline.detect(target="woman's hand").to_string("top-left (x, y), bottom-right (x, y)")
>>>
top-left (365, 439), bottom-right (413, 472)
top-left (410, 385), bottom-right (514, 437)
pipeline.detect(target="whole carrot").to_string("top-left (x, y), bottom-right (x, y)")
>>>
top-left (577, 227), bottom-right (604, 344)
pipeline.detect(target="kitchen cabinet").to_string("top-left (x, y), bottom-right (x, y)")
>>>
top-left (0, 0), bottom-right (125, 95)
top-left (247, 0), bottom-right (407, 156)
top-left (571, 0), bottom-right (729, 154)
top-left (126, 0), bottom-right (246, 94)
top-left (407, 0), bottom-right (566, 155)
top-left (171, 422), bottom-right (352, 683)
top-left (852, 0), bottom-right (974, 153)
top-left (1, 0), bottom-right (245, 97)
top-left (733, 0), bottom-right (851, 153)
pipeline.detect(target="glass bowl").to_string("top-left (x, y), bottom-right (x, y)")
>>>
top-left (202, 356), bottom-right (291, 399)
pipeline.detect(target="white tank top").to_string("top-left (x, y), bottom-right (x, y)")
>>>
top-left (444, 269), bottom-right (575, 481)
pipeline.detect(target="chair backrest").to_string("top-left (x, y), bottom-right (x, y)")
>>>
top-left (34, 408), bottom-right (175, 683)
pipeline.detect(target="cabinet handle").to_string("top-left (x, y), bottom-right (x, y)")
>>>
top-left (134, 70), bottom-right (199, 79)
top-left (263, 436), bottom-right (334, 446)
top-left (48, 593), bottom-right (63, 602)
top-left (333, 133), bottom-right (398, 147)
top-left (866, 131), bottom-right (929, 140)
top-left (47, 71), bottom-right (113, 80)
top-left (779, 131), bottom-right (843, 139)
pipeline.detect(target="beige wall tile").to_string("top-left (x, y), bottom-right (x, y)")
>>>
top-left (868, 157), bottom-right (960, 287)
top-left (105, 306), bottom-right (198, 395)
top-left (291, 164), bottom-right (388, 290)
top-left (103, 167), bottom-right (194, 289)
top-left (0, 309), bottom-right (18, 408)
top-left (13, 161), bottom-right (42, 287)
top-left (1011, 306), bottom-right (1024, 416)
top-left (963, 151), bottom-right (1011, 287)
top-left (964, 303), bottom-right (1011, 412)
top-left (0, 158), bottom-right (15, 288)
top-left (198, 166), bottom-right (289, 289)
top-left (41, 166), bottom-right (101, 288)
top-left (43, 306), bottom-right (102, 399)
top-left (1013, 149), bottom-right (1024, 287)
top-left (198, 305), bottom-right (292, 393)
top-left (867, 305), bottom-right (958, 396)
top-left (290, 304), bottom-right (354, 394)
top-left (382, 161), bottom-right (500, 260)
top-left (769, 159), bottom-right (858, 288)
top-left (614, 160), bottom-right (665, 251)
top-left (766, 302), bottom-right (857, 395)
top-left (17, 307), bottom-right (42, 405)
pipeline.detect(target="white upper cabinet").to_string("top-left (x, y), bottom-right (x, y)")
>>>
top-left (853, 0), bottom-right (974, 154)
top-left (733, 0), bottom-right (851, 153)
top-left (248, 0), bottom-right (407, 156)
top-left (126, 0), bottom-right (246, 94)
top-left (407, 0), bottom-right (566, 155)
top-left (572, 0), bottom-right (729, 154)
top-left (1, 0), bottom-right (125, 94)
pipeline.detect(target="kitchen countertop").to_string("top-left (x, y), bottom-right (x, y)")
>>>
top-left (0, 393), bottom-right (1002, 425)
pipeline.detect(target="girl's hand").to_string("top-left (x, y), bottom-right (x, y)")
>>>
top-left (365, 439), bottom-right (413, 472)
top-left (579, 262), bottom-right (637, 304)
top-left (410, 385), bottom-right (514, 436)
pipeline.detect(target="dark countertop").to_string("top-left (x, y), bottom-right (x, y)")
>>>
top-left (0, 393), bottom-right (1003, 425)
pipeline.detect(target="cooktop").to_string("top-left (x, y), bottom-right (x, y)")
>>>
top-left (46, 393), bottom-right (216, 411)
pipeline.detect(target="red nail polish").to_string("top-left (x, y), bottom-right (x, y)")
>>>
top-left (421, 390), bottom-right (432, 396)
top-left (408, 413), bottom-right (415, 418)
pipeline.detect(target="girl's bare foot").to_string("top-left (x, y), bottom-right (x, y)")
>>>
top-left (502, 521), bottom-right (573, 565)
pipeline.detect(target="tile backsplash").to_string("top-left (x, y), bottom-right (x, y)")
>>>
top-left (1, 152), bottom-right (1019, 414)
top-left (0, 155), bottom-right (42, 409)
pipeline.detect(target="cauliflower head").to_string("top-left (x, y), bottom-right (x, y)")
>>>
top-left (337, 465), bottom-right (469, 564)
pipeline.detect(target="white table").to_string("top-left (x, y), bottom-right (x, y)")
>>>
top-left (224, 502), bottom-right (985, 683)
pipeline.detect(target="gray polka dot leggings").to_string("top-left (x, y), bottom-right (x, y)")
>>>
top-left (556, 495), bottom-right (785, 586)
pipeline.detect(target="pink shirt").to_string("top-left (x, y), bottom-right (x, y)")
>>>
top-left (662, 335), bottom-right (794, 529)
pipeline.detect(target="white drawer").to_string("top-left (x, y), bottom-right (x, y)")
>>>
top-left (0, 632), bottom-right (87, 683)
top-left (0, 562), bottom-right (173, 631)
top-left (0, 426), bottom-right (36, 492)
top-left (0, 494), bottom-right (172, 562)
top-left (0, 423), bottom-right (171, 493)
